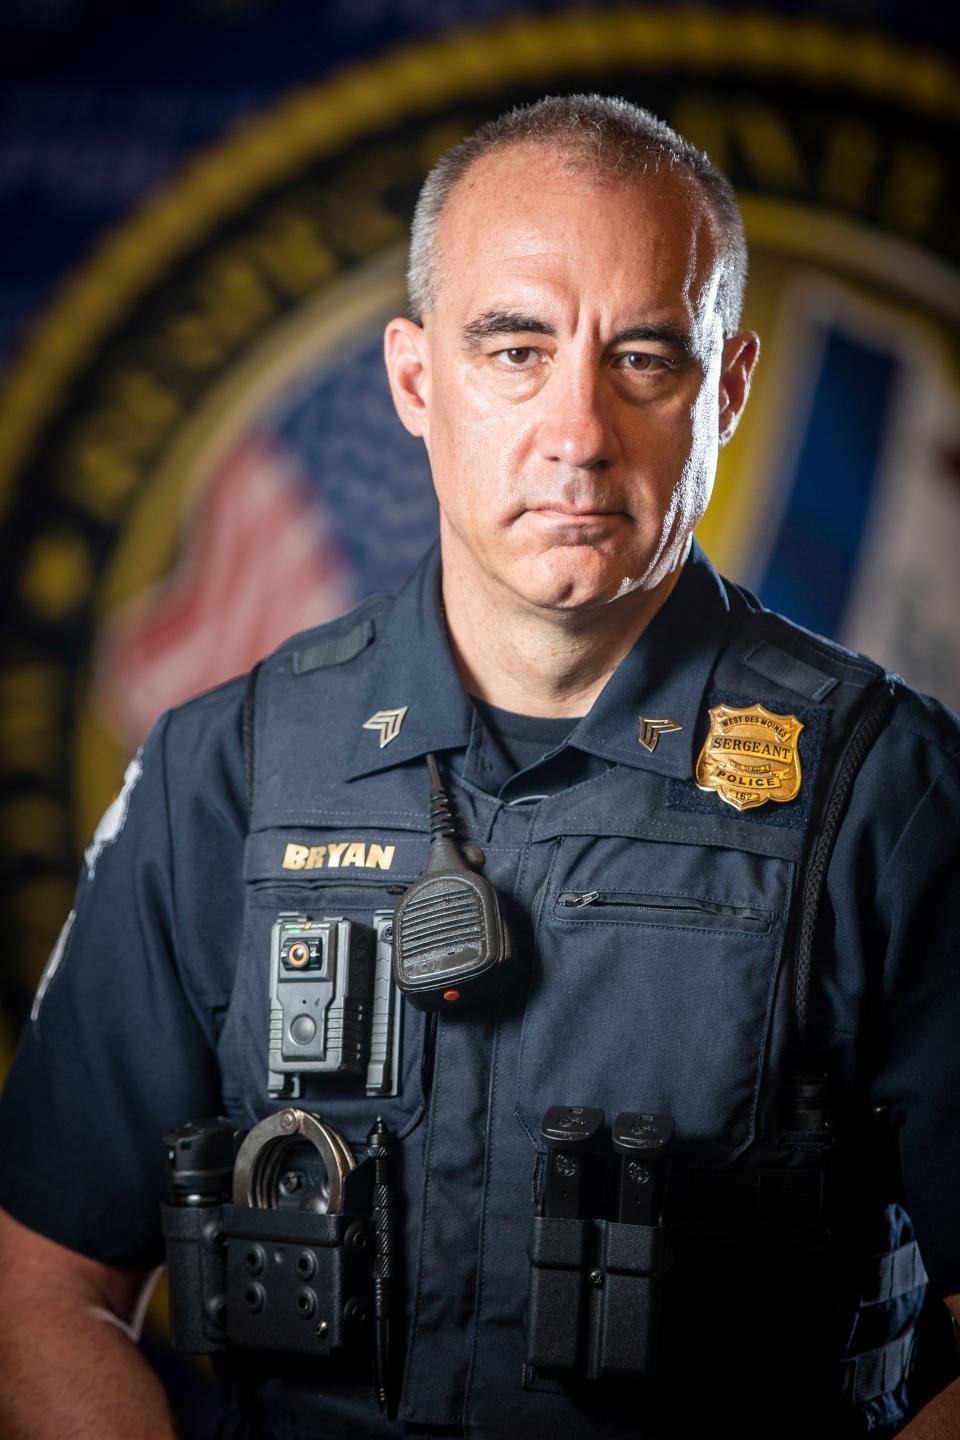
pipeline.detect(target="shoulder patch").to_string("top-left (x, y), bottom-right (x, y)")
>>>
top-left (30, 908), bottom-right (76, 1032)
top-left (84, 750), bottom-right (143, 878)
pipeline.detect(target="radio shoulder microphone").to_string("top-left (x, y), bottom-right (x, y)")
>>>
top-left (391, 754), bottom-right (513, 1010)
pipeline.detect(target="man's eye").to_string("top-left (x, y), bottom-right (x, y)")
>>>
top-left (615, 352), bottom-right (662, 372)
top-left (496, 347), bottom-right (536, 366)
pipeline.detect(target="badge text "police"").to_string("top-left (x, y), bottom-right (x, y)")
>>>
top-left (282, 842), bottom-right (395, 871)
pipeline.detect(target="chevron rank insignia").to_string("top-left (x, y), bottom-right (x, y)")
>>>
top-left (695, 703), bottom-right (803, 811)
top-left (637, 716), bottom-right (683, 753)
top-left (363, 706), bottom-right (408, 748)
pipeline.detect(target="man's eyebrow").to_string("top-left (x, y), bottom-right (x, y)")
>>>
top-left (461, 313), bottom-right (697, 358)
top-left (611, 324), bottom-right (695, 357)
top-left (462, 311), bottom-right (557, 345)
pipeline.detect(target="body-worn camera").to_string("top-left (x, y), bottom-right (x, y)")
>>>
top-left (268, 910), bottom-right (401, 1100)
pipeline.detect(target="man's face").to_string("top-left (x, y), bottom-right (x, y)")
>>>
top-left (386, 144), bottom-right (757, 615)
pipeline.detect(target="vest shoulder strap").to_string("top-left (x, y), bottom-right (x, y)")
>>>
top-left (241, 602), bottom-right (385, 817)
top-left (725, 606), bottom-right (899, 1068)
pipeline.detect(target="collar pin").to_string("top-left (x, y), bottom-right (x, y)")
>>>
top-left (363, 706), bottom-right (409, 748)
top-left (637, 716), bottom-right (683, 753)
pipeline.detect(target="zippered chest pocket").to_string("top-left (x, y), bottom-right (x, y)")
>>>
top-left (556, 891), bottom-right (774, 933)
top-left (516, 837), bottom-right (790, 1164)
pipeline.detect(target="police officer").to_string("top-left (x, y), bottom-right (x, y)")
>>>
top-left (1, 95), bottom-right (958, 1440)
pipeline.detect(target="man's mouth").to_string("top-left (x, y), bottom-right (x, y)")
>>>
top-left (529, 505), bottom-right (622, 522)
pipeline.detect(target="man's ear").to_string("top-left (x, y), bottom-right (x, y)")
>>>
top-left (718, 331), bottom-right (760, 446)
top-left (384, 317), bottom-right (431, 440)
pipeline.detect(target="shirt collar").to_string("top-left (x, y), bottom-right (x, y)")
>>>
top-left (563, 539), bottom-right (734, 780)
top-left (345, 542), bottom-right (474, 779)
top-left (345, 538), bottom-right (734, 782)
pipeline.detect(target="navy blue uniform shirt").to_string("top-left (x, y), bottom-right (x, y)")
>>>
top-left (1, 540), bottom-right (959, 1438)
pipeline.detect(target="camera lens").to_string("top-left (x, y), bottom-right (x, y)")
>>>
top-left (286, 942), bottom-right (310, 968)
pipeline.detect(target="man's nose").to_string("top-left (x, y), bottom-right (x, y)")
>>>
top-left (536, 365), bottom-right (619, 470)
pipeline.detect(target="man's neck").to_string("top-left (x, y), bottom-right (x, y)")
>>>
top-left (439, 549), bottom-right (686, 719)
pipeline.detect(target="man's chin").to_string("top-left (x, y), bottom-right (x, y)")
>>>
top-left (505, 552), bottom-right (650, 614)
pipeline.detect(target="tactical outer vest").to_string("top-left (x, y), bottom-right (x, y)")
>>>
top-left (215, 580), bottom-right (927, 1439)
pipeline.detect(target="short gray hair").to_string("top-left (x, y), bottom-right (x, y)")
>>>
top-left (407, 93), bottom-right (748, 336)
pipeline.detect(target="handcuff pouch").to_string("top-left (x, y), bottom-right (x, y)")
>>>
top-left (162, 1197), bottom-right (373, 1358)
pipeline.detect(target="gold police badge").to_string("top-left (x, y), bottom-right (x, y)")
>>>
top-left (695, 704), bottom-right (804, 812)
